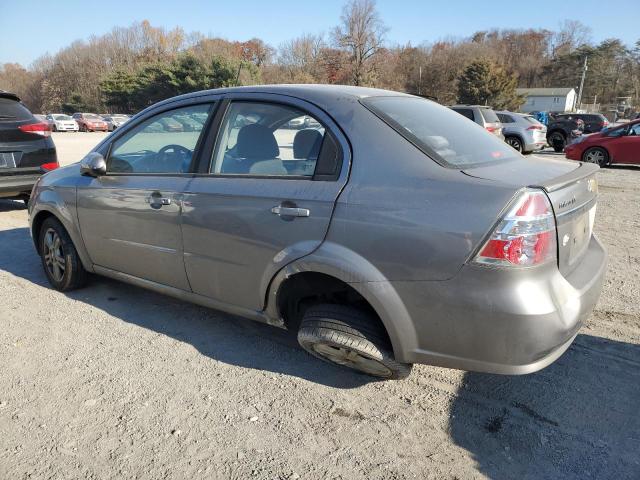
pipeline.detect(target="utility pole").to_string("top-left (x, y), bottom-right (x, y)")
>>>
top-left (418, 66), bottom-right (422, 96)
top-left (576, 56), bottom-right (588, 111)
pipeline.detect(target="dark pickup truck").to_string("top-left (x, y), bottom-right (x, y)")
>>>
top-left (0, 92), bottom-right (58, 203)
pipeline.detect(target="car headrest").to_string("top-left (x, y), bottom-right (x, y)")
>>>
top-left (293, 129), bottom-right (323, 159)
top-left (236, 124), bottom-right (279, 159)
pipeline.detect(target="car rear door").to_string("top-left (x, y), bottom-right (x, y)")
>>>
top-left (181, 94), bottom-right (350, 311)
top-left (76, 100), bottom-right (216, 290)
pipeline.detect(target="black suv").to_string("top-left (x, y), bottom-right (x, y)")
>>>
top-left (546, 116), bottom-right (585, 152)
top-left (553, 113), bottom-right (609, 134)
top-left (0, 92), bottom-right (58, 203)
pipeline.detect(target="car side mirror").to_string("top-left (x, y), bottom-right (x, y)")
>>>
top-left (80, 152), bottom-right (107, 177)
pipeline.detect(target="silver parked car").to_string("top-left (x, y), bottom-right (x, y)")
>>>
top-left (449, 105), bottom-right (504, 140)
top-left (496, 111), bottom-right (547, 154)
top-left (101, 114), bottom-right (130, 131)
top-left (28, 85), bottom-right (607, 379)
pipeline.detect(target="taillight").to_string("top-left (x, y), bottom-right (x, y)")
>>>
top-left (41, 161), bottom-right (59, 172)
top-left (486, 126), bottom-right (497, 133)
top-left (474, 189), bottom-right (557, 267)
top-left (18, 122), bottom-right (51, 137)
top-left (527, 125), bottom-right (543, 130)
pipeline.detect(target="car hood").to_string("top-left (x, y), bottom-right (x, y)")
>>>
top-left (462, 155), bottom-right (585, 190)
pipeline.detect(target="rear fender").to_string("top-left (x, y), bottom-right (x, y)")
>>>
top-left (265, 241), bottom-right (418, 362)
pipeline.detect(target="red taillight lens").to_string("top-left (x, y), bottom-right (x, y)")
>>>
top-left (19, 122), bottom-right (51, 137)
top-left (527, 125), bottom-right (543, 130)
top-left (486, 126), bottom-right (497, 133)
top-left (474, 190), bottom-right (557, 267)
top-left (41, 161), bottom-right (59, 171)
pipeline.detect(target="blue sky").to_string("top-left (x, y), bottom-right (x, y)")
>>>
top-left (1, 0), bottom-right (637, 66)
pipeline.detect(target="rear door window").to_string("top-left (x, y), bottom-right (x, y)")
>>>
top-left (0, 98), bottom-right (33, 121)
top-left (363, 96), bottom-right (519, 168)
top-left (211, 102), bottom-right (326, 177)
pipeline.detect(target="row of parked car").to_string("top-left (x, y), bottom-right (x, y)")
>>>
top-left (34, 113), bottom-right (131, 133)
top-left (449, 105), bottom-right (613, 155)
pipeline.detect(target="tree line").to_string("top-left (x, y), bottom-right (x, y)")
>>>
top-left (1, 0), bottom-right (638, 114)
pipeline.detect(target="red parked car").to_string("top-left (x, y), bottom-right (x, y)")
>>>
top-left (72, 113), bottom-right (108, 132)
top-left (565, 119), bottom-right (640, 166)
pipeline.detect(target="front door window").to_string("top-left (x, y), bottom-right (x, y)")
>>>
top-left (108, 104), bottom-right (212, 174)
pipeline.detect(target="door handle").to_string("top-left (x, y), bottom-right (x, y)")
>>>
top-left (271, 206), bottom-right (310, 217)
top-left (148, 193), bottom-right (172, 208)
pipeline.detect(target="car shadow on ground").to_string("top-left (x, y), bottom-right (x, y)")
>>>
top-left (0, 226), bottom-right (371, 389)
top-left (449, 334), bottom-right (640, 479)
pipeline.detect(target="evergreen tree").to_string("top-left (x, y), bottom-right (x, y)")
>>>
top-left (457, 59), bottom-right (524, 110)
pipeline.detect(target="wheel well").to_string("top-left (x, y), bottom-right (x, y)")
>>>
top-left (547, 129), bottom-right (566, 138)
top-left (276, 271), bottom-right (389, 338)
top-left (30, 210), bottom-right (55, 253)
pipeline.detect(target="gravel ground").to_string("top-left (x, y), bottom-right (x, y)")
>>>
top-left (0, 136), bottom-right (638, 479)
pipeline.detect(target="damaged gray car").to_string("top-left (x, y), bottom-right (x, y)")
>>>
top-left (28, 85), bottom-right (607, 379)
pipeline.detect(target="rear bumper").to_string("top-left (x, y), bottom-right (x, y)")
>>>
top-left (392, 235), bottom-right (607, 374)
top-left (0, 173), bottom-right (41, 197)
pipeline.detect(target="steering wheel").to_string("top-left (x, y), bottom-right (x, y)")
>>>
top-left (157, 144), bottom-right (192, 172)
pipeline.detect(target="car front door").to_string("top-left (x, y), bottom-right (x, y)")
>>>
top-left (76, 101), bottom-right (215, 290)
top-left (181, 95), bottom-right (350, 311)
top-left (613, 123), bottom-right (640, 163)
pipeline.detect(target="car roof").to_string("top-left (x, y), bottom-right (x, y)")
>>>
top-left (149, 84), bottom-right (416, 112)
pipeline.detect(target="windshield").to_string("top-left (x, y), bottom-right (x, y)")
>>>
top-left (362, 96), bottom-right (520, 168)
top-left (85, 114), bottom-right (100, 119)
top-left (53, 114), bottom-right (72, 120)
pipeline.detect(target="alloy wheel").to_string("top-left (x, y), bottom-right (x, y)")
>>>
top-left (585, 149), bottom-right (605, 165)
top-left (506, 137), bottom-right (522, 152)
top-left (43, 228), bottom-right (66, 282)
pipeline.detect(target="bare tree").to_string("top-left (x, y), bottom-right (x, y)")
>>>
top-left (551, 20), bottom-right (592, 57)
top-left (333, 0), bottom-right (387, 86)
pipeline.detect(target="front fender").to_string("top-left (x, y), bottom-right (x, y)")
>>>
top-left (29, 184), bottom-right (94, 273)
top-left (265, 241), bottom-right (418, 362)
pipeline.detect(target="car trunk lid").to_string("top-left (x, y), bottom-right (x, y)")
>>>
top-left (464, 157), bottom-right (599, 276)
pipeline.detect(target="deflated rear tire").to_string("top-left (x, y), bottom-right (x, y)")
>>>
top-left (39, 217), bottom-right (87, 291)
top-left (297, 304), bottom-right (412, 380)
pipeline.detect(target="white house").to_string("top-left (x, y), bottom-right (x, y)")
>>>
top-left (516, 87), bottom-right (577, 113)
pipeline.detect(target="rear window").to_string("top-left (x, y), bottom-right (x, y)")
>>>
top-left (85, 114), bottom-right (100, 119)
top-left (452, 108), bottom-right (474, 120)
top-left (0, 98), bottom-right (33, 121)
top-left (479, 108), bottom-right (500, 123)
top-left (363, 97), bottom-right (519, 168)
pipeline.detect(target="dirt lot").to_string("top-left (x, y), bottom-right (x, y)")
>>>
top-left (0, 134), bottom-right (639, 479)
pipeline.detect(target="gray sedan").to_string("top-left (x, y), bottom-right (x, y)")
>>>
top-left (28, 85), bottom-right (607, 379)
